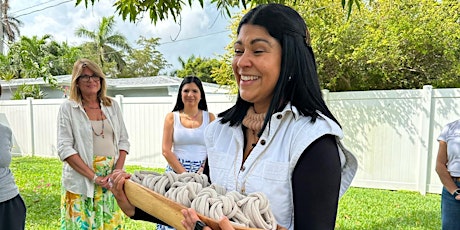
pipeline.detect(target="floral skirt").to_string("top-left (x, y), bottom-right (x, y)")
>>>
top-left (60, 156), bottom-right (124, 230)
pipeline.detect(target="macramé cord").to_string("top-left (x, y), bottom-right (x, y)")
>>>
top-left (131, 171), bottom-right (277, 230)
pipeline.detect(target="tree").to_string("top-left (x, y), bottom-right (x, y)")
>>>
top-left (0, 35), bottom-right (84, 99)
top-left (212, 0), bottom-right (460, 91)
top-left (45, 41), bottom-right (82, 76)
top-left (119, 36), bottom-right (171, 78)
top-left (304, 0), bottom-right (460, 90)
top-left (209, 11), bottom-right (245, 93)
top-left (75, 16), bottom-right (131, 74)
top-left (175, 55), bottom-right (220, 83)
top-left (0, 0), bottom-right (23, 54)
top-left (1, 35), bottom-right (54, 99)
top-left (6, 35), bottom-right (57, 86)
top-left (75, 0), bottom-right (359, 24)
top-left (1, 35), bottom-right (82, 86)
top-left (0, 53), bottom-right (14, 94)
top-left (11, 84), bottom-right (46, 100)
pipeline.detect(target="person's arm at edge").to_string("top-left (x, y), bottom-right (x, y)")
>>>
top-left (435, 141), bottom-right (459, 198)
top-left (292, 134), bottom-right (341, 230)
top-left (114, 149), bottom-right (127, 170)
top-left (162, 112), bottom-right (187, 173)
top-left (113, 100), bottom-right (129, 170)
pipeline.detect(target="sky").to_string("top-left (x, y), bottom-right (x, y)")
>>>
top-left (9, 0), bottom-right (234, 73)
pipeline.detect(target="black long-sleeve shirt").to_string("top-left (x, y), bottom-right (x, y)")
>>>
top-left (131, 134), bottom-right (341, 229)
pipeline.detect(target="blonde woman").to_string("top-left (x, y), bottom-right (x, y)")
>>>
top-left (57, 58), bottom-right (130, 229)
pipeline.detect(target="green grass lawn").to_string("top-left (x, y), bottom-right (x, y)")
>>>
top-left (12, 156), bottom-right (441, 229)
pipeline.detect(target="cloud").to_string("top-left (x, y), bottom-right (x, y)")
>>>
top-left (9, 0), bottom-right (233, 72)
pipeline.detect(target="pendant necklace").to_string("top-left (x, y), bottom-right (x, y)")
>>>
top-left (91, 110), bottom-right (105, 138)
top-left (84, 105), bottom-right (104, 138)
top-left (182, 110), bottom-right (200, 120)
top-left (182, 110), bottom-right (200, 128)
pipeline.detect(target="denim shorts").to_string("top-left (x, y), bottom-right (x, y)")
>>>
top-left (441, 180), bottom-right (460, 230)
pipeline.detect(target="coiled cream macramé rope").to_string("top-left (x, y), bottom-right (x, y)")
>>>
top-left (131, 171), bottom-right (277, 230)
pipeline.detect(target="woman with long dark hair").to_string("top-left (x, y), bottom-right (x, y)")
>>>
top-left (111, 4), bottom-right (357, 230)
top-left (158, 76), bottom-right (215, 230)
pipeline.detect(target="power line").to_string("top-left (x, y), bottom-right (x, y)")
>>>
top-left (11, 0), bottom-right (65, 14)
top-left (10, 0), bottom-right (229, 46)
top-left (159, 30), bottom-right (230, 45)
top-left (6, 0), bottom-right (231, 58)
top-left (14, 0), bottom-right (73, 18)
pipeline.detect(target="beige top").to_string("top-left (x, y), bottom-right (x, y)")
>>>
top-left (90, 119), bottom-right (116, 156)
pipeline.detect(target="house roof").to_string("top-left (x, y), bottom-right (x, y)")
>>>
top-left (0, 75), bottom-right (231, 94)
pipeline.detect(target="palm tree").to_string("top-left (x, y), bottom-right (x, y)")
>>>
top-left (75, 16), bottom-right (131, 73)
top-left (8, 35), bottom-right (57, 83)
top-left (0, 0), bottom-right (23, 54)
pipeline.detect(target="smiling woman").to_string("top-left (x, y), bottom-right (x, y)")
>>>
top-left (161, 76), bottom-right (216, 173)
top-left (108, 4), bottom-right (357, 230)
top-left (57, 58), bottom-right (130, 229)
top-left (232, 24), bottom-right (282, 113)
top-left (157, 76), bottom-right (216, 230)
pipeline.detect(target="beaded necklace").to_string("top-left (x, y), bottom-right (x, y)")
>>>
top-left (83, 103), bottom-right (104, 138)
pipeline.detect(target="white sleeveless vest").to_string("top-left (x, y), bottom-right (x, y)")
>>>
top-left (205, 104), bottom-right (357, 229)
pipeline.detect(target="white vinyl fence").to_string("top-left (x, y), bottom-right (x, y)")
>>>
top-left (1, 85), bottom-right (459, 195)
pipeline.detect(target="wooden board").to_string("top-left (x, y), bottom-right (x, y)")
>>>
top-left (124, 180), bottom-right (261, 230)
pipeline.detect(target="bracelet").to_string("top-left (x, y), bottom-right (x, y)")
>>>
top-left (194, 220), bottom-right (207, 230)
top-left (92, 174), bottom-right (98, 183)
top-left (454, 188), bottom-right (460, 197)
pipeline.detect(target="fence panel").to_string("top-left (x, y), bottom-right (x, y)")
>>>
top-left (0, 99), bottom-right (32, 155)
top-left (32, 99), bottom-right (64, 157)
top-left (121, 96), bottom-right (174, 167)
top-left (327, 89), bottom-right (427, 192)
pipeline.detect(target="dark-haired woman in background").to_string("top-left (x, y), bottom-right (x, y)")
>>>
top-left (158, 76), bottom-right (215, 230)
top-left (162, 76), bottom-right (216, 174)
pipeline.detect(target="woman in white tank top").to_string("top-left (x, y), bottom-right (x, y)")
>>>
top-left (158, 76), bottom-right (215, 230)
